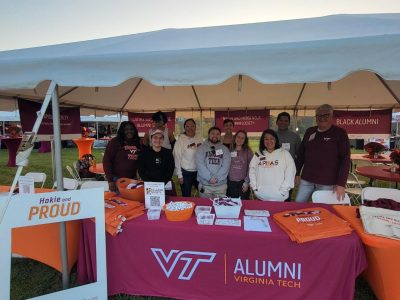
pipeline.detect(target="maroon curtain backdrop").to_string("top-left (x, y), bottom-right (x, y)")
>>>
top-left (128, 112), bottom-right (176, 134)
top-left (215, 110), bottom-right (269, 132)
top-left (333, 109), bottom-right (392, 136)
top-left (18, 99), bottom-right (81, 137)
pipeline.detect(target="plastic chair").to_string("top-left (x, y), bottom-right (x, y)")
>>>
top-left (24, 172), bottom-right (47, 188)
top-left (80, 180), bottom-right (110, 191)
top-left (311, 190), bottom-right (351, 205)
top-left (52, 178), bottom-right (79, 190)
top-left (345, 172), bottom-right (363, 205)
top-left (361, 187), bottom-right (400, 204)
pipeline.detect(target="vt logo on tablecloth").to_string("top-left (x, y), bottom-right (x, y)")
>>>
top-left (151, 248), bottom-right (216, 280)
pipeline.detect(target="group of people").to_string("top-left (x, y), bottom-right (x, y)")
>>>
top-left (103, 104), bottom-right (350, 202)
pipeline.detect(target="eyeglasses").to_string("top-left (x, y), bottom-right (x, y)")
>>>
top-left (316, 113), bottom-right (331, 119)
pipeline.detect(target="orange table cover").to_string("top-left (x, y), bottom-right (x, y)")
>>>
top-left (0, 186), bottom-right (81, 273)
top-left (334, 205), bottom-right (400, 300)
top-left (73, 138), bottom-right (95, 158)
top-left (89, 163), bottom-right (104, 175)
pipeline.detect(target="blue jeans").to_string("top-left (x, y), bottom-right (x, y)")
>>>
top-left (180, 169), bottom-right (198, 197)
top-left (295, 179), bottom-right (334, 203)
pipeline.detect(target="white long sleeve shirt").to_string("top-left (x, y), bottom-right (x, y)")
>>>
top-left (249, 148), bottom-right (296, 201)
top-left (173, 134), bottom-right (203, 178)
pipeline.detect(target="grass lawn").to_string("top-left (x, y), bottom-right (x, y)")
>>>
top-left (0, 146), bottom-right (377, 299)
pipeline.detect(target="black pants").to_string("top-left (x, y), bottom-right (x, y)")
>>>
top-left (227, 180), bottom-right (251, 199)
top-left (180, 169), bottom-right (198, 197)
top-left (285, 189), bottom-right (293, 202)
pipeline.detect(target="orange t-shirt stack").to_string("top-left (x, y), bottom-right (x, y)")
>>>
top-left (273, 207), bottom-right (353, 243)
top-left (102, 192), bottom-right (145, 236)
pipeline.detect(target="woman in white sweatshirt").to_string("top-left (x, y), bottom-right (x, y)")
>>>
top-left (249, 129), bottom-right (296, 201)
top-left (173, 119), bottom-right (203, 197)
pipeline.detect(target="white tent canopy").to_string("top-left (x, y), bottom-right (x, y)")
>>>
top-left (0, 13), bottom-right (400, 114)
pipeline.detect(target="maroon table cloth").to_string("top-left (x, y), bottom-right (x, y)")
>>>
top-left (356, 166), bottom-right (400, 183)
top-left (77, 199), bottom-right (366, 300)
top-left (1, 137), bottom-right (22, 167)
top-left (38, 141), bottom-right (51, 153)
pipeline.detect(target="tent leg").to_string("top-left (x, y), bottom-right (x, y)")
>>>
top-left (51, 85), bottom-right (69, 289)
top-left (0, 81), bottom-right (56, 224)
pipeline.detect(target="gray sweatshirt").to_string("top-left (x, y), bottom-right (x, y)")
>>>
top-left (276, 129), bottom-right (301, 159)
top-left (195, 140), bottom-right (231, 186)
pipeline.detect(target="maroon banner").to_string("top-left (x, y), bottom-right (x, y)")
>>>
top-left (215, 110), bottom-right (269, 132)
top-left (128, 112), bottom-right (176, 134)
top-left (333, 109), bottom-right (392, 135)
top-left (18, 99), bottom-right (81, 136)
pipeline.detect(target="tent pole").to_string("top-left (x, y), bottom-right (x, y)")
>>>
top-left (0, 81), bottom-right (56, 223)
top-left (51, 85), bottom-right (69, 289)
top-left (51, 139), bottom-right (55, 184)
top-left (200, 110), bottom-right (203, 139)
top-left (96, 121), bottom-right (99, 140)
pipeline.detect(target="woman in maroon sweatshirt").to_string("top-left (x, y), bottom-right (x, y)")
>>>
top-left (103, 121), bottom-right (141, 192)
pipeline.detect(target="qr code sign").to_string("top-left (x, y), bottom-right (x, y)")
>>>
top-left (150, 196), bottom-right (160, 207)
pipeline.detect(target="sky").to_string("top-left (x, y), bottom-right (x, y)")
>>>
top-left (1, 0), bottom-right (400, 51)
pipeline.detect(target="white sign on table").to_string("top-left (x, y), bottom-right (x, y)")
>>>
top-left (18, 175), bottom-right (35, 194)
top-left (144, 182), bottom-right (165, 209)
top-left (0, 188), bottom-right (107, 300)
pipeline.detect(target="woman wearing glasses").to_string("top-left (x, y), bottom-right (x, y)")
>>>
top-left (249, 129), bottom-right (296, 201)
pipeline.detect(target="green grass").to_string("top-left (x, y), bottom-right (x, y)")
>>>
top-left (1, 146), bottom-right (377, 299)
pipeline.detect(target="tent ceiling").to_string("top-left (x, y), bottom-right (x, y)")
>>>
top-left (0, 14), bottom-right (400, 114)
top-left (0, 71), bottom-right (399, 115)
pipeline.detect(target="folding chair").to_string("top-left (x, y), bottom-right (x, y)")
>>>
top-left (345, 172), bottom-right (363, 205)
top-left (66, 165), bottom-right (94, 186)
top-left (52, 177), bottom-right (79, 190)
top-left (361, 187), bottom-right (400, 204)
top-left (352, 159), bottom-right (374, 170)
top-left (66, 165), bottom-right (80, 181)
top-left (311, 190), bottom-right (351, 205)
top-left (80, 180), bottom-right (110, 191)
top-left (24, 172), bottom-right (47, 188)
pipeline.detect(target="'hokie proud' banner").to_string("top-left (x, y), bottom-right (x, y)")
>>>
top-left (18, 99), bottom-right (81, 141)
top-left (128, 112), bottom-right (176, 135)
top-left (215, 110), bottom-right (269, 133)
top-left (333, 109), bottom-right (392, 139)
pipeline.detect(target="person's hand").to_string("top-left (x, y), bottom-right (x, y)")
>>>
top-left (209, 177), bottom-right (218, 184)
top-left (295, 176), bottom-right (301, 186)
top-left (108, 181), bottom-right (116, 192)
top-left (242, 182), bottom-right (249, 192)
top-left (335, 185), bottom-right (345, 201)
top-left (178, 177), bottom-right (184, 185)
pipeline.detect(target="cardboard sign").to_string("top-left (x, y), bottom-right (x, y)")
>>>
top-left (0, 188), bottom-right (107, 300)
top-left (144, 182), bottom-right (165, 209)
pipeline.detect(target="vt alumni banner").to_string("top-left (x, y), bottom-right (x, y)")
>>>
top-left (215, 110), bottom-right (269, 134)
top-left (128, 112), bottom-right (176, 136)
top-left (333, 109), bottom-right (392, 139)
top-left (18, 99), bottom-right (81, 141)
